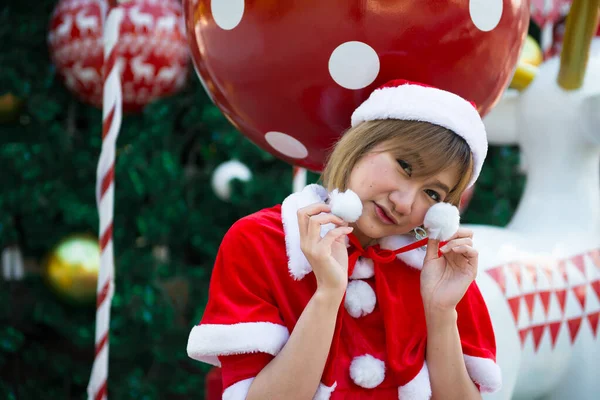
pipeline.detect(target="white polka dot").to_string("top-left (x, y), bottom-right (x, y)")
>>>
top-left (329, 41), bottom-right (380, 90)
top-left (265, 131), bottom-right (308, 159)
top-left (469, 0), bottom-right (502, 32)
top-left (211, 0), bottom-right (244, 30)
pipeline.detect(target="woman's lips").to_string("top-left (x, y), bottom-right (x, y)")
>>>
top-left (375, 203), bottom-right (395, 225)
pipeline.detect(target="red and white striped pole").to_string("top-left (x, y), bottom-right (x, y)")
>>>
top-left (88, 1), bottom-right (124, 399)
top-left (293, 166), bottom-right (307, 193)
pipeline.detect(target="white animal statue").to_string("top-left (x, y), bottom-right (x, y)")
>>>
top-left (471, 5), bottom-right (600, 400)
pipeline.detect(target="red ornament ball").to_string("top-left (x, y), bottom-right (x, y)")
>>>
top-left (49, 0), bottom-right (189, 112)
top-left (185, 0), bottom-right (529, 171)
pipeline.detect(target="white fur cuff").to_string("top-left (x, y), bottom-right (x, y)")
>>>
top-left (313, 382), bottom-right (337, 400)
top-left (397, 362), bottom-right (432, 400)
top-left (463, 355), bottom-right (502, 393)
top-left (223, 378), bottom-right (254, 400)
top-left (187, 322), bottom-right (290, 366)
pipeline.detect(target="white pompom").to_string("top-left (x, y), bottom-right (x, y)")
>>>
top-left (349, 354), bottom-right (386, 389)
top-left (211, 160), bottom-right (252, 201)
top-left (423, 202), bottom-right (460, 241)
top-left (329, 189), bottom-right (363, 222)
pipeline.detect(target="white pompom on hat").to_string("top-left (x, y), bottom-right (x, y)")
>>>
top-left (351, 79), bottom-right (488, 189)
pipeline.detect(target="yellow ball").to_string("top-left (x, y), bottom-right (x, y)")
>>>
top-left (44, 235), bottom-right (100, 305)
top-left (510, 36), bottom-right (543, 91)
top-left (520, 35), bottom-right (543, 67)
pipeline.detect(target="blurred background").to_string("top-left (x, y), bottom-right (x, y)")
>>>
top-left (0, 0), bottom-right (569, 398)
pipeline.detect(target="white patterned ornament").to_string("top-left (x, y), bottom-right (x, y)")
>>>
top-left (48, 0), bottom-right (188, 112)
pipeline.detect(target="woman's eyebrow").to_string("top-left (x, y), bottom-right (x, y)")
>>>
top-left (430, 180), bottom-right (450, 194)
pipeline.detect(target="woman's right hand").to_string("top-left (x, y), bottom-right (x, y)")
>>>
top-left (297, 203), bottom-right (353, 296)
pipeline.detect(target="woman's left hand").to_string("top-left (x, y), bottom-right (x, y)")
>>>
top-left (420, 228), bottom-right (478, 313)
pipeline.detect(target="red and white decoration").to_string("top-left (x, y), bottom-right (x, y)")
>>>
top-left (474, 22), bottom-right (600, 399)
top-left (486, 251), bottom-right (600, 350)
top-left (211, 160), bottom-right (252, 202)
top-left (184, 0), bottom-right (528, 171)
top-left (530, 0), bottom-right (572, 59)
top-left (87, 2), bottom-right (123, 399)
top-left (49, 0), bottom-right (188, 112)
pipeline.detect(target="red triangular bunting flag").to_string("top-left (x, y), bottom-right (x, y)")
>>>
top-left (525, 264), bottom-right (538, 286)
top-left (519, 327), bottom-right (530, 347)
top-left (592, 280), bottom-right (600, 301)
top-left (539, 291), bottom-right (551, 317)
top-left (524, 293), bottom-right (536, 318)
top-left (588, 249), bottom-right (600, 268)
top-left (542, 266), bottom-right (553, 285)
top-left (509, 263), bottom-right (523, 287)
top-left (548, 321), bottom-right (562, 348)
top-left (487, 266), bottom-right (506, 295)
top-left (508, 297), bottom-right (521, 323)
top-left (568, 317), bottom-right (583, 343)
top-left (558, 260), bottom-right (569, 283)
top-left (587, 312), bottom-right (600, 338)
top-left (556, 289), bottom-right (567, 315)
top-left (572, 284), bottom-right (587, 310)
top-left (531, 325), bottom-right (546, 352)
top-left (571, 254), bottom-right (586, 277)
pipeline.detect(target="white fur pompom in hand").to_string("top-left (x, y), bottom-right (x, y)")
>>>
top-left (329, 189), bottom-right (363, 222)
top-left (423, 202), bottom-right (460, 241)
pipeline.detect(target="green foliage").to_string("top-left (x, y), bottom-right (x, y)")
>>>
top-left (0, 1), bottom-right (524, 398)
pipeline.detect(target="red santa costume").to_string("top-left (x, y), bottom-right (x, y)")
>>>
top-left (187, 80), bottom-right (502, 399)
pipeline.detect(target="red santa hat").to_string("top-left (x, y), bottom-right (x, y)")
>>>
top-left (350, 79), bottom-right (488, 189)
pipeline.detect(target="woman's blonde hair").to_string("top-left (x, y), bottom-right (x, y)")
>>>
top-left (321, 119), bottom-right (474, 207)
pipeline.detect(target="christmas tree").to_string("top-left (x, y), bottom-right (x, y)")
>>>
top-left (0, 1), bottom-right (525, 398)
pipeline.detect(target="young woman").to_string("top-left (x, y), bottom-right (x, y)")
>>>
top-left (187, 80), bottom-right (501, 400)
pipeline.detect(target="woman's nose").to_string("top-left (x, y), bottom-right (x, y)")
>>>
top-left (389, 189), bottom-right (416, 216)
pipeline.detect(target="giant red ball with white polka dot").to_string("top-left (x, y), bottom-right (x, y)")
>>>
top-left (184, 0), bottom-right (528, 170)
top-left (49, 0), bottom-right (189, 112)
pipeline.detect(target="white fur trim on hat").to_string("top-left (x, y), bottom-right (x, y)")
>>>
top-left (463, 355), bottom-right (502, 393)
top-left (423, 202), bottom-right (460, 241)
top-left (350, 354), bottom-right (386, 389)
top-left (329, 189), bottom-right (363, 222)
top-left (223, 378), bottom-right (254, 400)
top-left (397, 362), bottom-right (432, 400)
top-left (313, 382), bottom-right (337, 400)
top-left (187, 322), bottom-right (290, 366)
top-left (345, 280), bottom-right (377, 318)
top-left (351, 82), bottom-right (488, 189)
top-left (350, 257), bottom-right (375, 279)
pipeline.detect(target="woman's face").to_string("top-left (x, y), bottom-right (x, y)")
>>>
top-left (346, 143), bottom-right (460, 246)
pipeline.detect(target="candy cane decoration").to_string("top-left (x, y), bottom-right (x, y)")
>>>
top-left (293, 166), bottom-right (307, 193)
top-left (88, 1), bottom-right (124, 399)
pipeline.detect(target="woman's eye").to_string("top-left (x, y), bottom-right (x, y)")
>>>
top-left (425, 189), bottom-right (442, 202)
top-left (397, 159), bottom-right (412, 176)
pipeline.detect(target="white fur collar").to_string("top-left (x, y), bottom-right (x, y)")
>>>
top-left (281, 184), bottom-right (426, 280)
